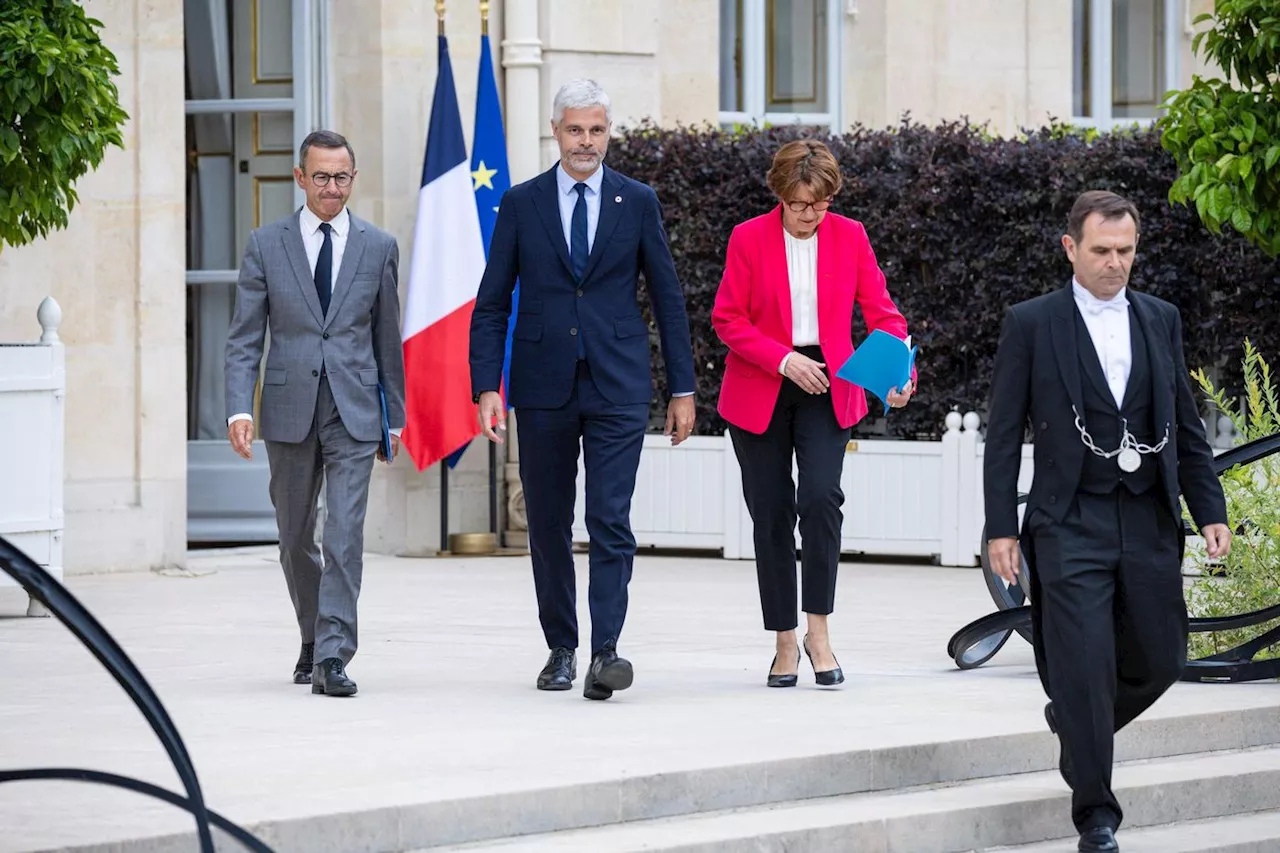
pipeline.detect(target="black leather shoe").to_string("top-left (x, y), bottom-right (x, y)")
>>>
top-left (1078, 826), bottom-right (1118, 852)
top-left (1045, 702), bottom-right (1075, 788)
top-left (311, 657), bottom-right (357, 697)
top-left (583, 668), bottom-right (612, 701)
top-left (584, 643), bottom-right (633, 700)
top-left (293, 642), bottom-right (314, 685)
top-left (803, 634), bottom-right (845, 686)
top-left (767, 649), bottom-right (801, 688)
top-left (537, 647), bottom-right (576, 691)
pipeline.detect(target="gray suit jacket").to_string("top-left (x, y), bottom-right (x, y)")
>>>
top-left (224, 208), bottom-right (406, 444)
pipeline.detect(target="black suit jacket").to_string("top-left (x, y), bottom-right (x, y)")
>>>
top-left (469, 164), bottom-right (696, 409)
top-left (983, 283), bottom-right (1227, 542)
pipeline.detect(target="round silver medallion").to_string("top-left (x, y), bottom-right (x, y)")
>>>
top-left (1117, 447), bottom-right (1141, 473)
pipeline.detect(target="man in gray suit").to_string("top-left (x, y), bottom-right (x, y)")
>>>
top-left (225, 130), bottom-right (405, 697)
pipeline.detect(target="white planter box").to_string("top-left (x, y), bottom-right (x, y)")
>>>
top-left (571, 435), bottom-right (728, 550)
top-left (0, 298), bottom-right (65, 613)
top-left (568, 411), bottom-right (1033, 566)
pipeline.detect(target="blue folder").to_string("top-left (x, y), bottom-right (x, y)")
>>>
top-left (377, 382), bottom-right (393, 462)
top-left (835, 330), bottom-right (918, 413)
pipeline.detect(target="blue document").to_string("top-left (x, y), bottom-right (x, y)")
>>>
top-left (377, 383), bottom-right (394, 463)
top-left (835, 330), bottom-right (917, 413)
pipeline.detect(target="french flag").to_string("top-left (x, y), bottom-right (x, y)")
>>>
top-left (400, 34), bottom-right (486, 471)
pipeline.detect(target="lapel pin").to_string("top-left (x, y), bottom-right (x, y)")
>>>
top-left (615, 195), bottom-right (622, 203)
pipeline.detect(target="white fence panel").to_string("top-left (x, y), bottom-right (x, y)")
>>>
top-left (561, 410), bottom-right (1053, 567)
top-left (840, 437), bottom-right (948, 557)
top-left (572, 435), bottom-right (727, 549)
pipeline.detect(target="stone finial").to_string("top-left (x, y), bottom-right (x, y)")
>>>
top-left (37, 296), bottom-right (62, 344)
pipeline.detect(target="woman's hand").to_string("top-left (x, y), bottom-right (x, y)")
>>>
top-left (886, 380), bottom-right (914, 408)
top-left (783, 353), bottom-right (830, 395)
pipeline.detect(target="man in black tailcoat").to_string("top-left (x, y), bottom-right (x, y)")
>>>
top-left (983, 190), bottom-right (1232, 853)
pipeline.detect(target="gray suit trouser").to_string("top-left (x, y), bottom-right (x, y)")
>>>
top-left (265, 376), bottom-right (377, 665)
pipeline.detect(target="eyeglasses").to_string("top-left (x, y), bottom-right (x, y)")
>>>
top-left (310, 172), bottom-right (353, 188)
top-left (787, 198), bottom-right (832, 213)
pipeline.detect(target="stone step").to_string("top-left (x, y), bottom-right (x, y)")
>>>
top-left (418, 747), bottom-right (1280, 853)
top-left (56, 705), bottom-right (1280, 853)
top-left (989, 810), bottom-right (1280, 852)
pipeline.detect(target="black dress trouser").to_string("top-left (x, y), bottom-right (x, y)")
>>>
top-left (1025, 486), bottom-right (1188, 833)
top-left (728, 347), bottom-right (852, 632)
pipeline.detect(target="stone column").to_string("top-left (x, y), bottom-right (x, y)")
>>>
top-left (499, 0), bottom-right (542, 548)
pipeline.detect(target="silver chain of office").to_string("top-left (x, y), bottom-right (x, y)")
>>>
top-left (1071, 405), bottom-right (1169, 473)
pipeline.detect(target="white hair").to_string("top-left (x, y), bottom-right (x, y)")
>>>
top-left (552, 79), bottom-right (612, 125)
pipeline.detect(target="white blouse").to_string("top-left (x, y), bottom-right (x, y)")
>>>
top-left (778, 226), bottom-right (820, 374)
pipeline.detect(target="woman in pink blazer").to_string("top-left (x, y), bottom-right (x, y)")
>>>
top-left (712, 139), bottom-right (915, 688)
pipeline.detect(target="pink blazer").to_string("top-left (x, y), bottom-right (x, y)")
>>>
top-left (711, 207), bottom-right (915, 435)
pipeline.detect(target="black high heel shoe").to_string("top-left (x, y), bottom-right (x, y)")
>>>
top-left (767, 649), bottom-right (801, 688)
top-left (803, 634), bottom-right (845, 686)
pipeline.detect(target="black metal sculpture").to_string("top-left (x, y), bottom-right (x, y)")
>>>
top-left (947, 432), bottom-right (1280, 683)
top-left (0, 535), bottom-right (275, 853)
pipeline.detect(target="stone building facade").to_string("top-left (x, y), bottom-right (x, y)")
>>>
top-left (0, 0), bottom-right (1212, 573)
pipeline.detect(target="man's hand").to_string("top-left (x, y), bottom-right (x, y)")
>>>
top-left (988, 536), bottom-right (1022, 585)
top-left (228, 420), bottom-right (254, 460)
top-left (665, 395), bottom-right (696, 446)
top-left (376, 434), bottom-right (401, 463)
top-left (1202, 522), bottom-right (1233, 560)
top-left (477, 392), bottom-right (506, 443)
top-left (783, 352), bottom-right (829, 395)
top-left (887, 379), bottom-right (914, 409)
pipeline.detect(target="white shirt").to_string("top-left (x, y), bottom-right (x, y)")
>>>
top-left (777, 227), bottom-right (820, 374)
top-left (1072, 277), bottom-right (1131, 408)
top-left (554, 162), bottom-right (602, 253)
top-left (229, 205), bottom-right (400, 435)
top-left (299, 204), bottom-right (351, 292)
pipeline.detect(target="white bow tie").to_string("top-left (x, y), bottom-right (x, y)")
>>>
top-left (1079, 295), bottom-right (1128, 316)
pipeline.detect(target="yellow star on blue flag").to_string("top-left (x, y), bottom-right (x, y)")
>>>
top-left (472, 160), bottom-right (498, 191)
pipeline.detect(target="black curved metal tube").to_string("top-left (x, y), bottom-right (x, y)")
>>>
top-left (948, 431), bottom-right (1280, 682)
top-left (0, 536), bottom-right (273, 852)
top-left (0, 768), bottom-right (274, 853)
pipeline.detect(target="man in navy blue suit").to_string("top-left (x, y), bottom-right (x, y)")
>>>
top-left (470, 79), bottom-right (697, 701)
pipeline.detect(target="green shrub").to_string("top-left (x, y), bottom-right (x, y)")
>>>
top-left (606, 120), bottom-right (1280, 438)
top-left (1185, 340), bottom-right (1280, 660)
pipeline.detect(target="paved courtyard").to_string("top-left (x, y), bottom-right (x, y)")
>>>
top-left (1, 548), bottom-right (1278, 852)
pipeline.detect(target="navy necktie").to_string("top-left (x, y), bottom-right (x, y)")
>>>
top-left (571, 183), bottom-right (589, 281)
top-left (570, 184), bottom-right (588, 356)
top-left (315, 222), bottom-right (333, 316)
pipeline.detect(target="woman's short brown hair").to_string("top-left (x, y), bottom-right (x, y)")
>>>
top-left (766, 139), bottom-right (843, 203)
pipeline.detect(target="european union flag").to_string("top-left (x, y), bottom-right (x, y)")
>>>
top-left (471, 32), bottom-right (514, 405)
top-left (446, 31), bottom-right (513, 468)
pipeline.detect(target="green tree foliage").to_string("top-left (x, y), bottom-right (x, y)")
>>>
top-left (1159, 0), bottom-right (1280, 256)
top-left (0, 1), bottom-right (129, 249)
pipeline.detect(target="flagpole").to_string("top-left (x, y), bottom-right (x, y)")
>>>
top-left (478, 0), bottom-right (499, 544)
top-left (437, 0), bottom-right (450, 557)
